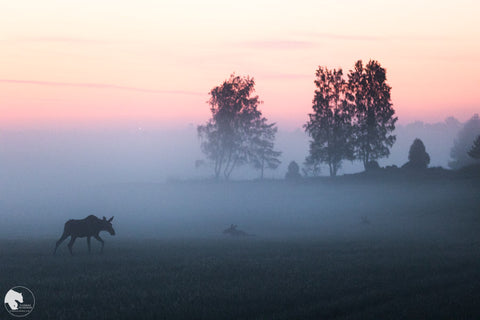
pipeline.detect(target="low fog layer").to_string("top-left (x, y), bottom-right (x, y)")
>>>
top-left (0, 118), bottom-right (462, 188)
top-left (0, 179), bottom-right (477, 242)
top-left (0, 118), bottom-right (475, 241)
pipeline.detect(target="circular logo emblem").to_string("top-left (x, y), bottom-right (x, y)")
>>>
top-left (4, 286), bottom-right (35, 317)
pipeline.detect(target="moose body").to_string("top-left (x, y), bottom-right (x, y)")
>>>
top-left (54, 215), bottom-right (115, 255)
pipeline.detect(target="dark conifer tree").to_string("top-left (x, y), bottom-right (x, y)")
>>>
top-left (406, 138), bottom-right (430, 169)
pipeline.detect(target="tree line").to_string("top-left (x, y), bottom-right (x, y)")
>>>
top-left (198, 60), bottom-right (480, 179)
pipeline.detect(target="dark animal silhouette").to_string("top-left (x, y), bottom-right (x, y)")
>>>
top-left (223, 224), bottom-right (249, 236)
top-left (54, 215), bottom-right (115, 255)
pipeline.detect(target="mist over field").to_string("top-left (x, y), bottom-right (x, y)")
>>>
top-left (0, 117), bottom-right (474, 242)
top-left (2, 0), bottom-right (480, 318)
top-left (0, 98), bottom-right (478, 320)
top-left (0, 117), bottom-right (462, 186)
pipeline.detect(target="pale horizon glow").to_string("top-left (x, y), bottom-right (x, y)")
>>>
top-left (1, 0), bottom-right (479, 130)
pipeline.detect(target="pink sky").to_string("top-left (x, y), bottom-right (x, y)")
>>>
top-left (1, 0), bottom-right (479, 130)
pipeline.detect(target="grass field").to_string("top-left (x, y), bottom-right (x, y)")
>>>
top-left (1, 176), bottom-right (480, 319)
top-left (1, 236), bottom-right (480, 320)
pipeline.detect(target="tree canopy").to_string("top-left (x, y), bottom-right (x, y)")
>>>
top-left (197, 74), bottom-right (281, 180)
top-left (304, 67), bottom-right (354, 177)
top-left (348, 60), bottom-right (397, 169)
top-left (249, 119), bottom-right (281, 179)
top-left (404, 138), bottom-right (430, 169)
top-left (305, 60), bottom-right (396, 175)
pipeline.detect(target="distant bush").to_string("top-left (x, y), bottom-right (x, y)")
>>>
top-left (285, 161), bottom-right (302, 180)
top-left (403, 138), bottom-right (430, 169)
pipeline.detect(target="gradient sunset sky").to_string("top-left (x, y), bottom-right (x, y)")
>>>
top-left (1, 0), bottom-right (479, 130)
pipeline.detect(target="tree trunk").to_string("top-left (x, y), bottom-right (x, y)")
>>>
top-left (223, 149), bottom-right (233, 180)
top-left (214, 158), bottom-right (221, 180)
top-left (224, 157), bottom-right (237, 180)
top-left (260, 157), bottom-right (264, 180)
top-left (214, 151), bottom-right (225, 180)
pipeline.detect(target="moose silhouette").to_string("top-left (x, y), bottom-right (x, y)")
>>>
top-left (54, 215), bottom-right (115, 255)
top-left (223, 224), bottom-right (250, 236)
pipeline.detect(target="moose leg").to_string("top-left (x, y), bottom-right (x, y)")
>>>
top-left (67, 236), bottom-right (77, 255)
top-left (87, 237), bottom-right (91, 253)
top-left (94, 234), bottom-right (104, 253)
top-left (54, 232), bottom-right (69, 255)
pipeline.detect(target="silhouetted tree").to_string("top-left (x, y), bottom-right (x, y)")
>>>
top-left (403, 138), bottom-right (430, 169)
top-left (285, 161), bottom-right (301, 180)
top-left (304, 67), bottom-right (354, 177)
top-left (347, 60), bottom-right (397, 170)
top-left (197, 74), bottom-right (279, 179)
top-left (449, 114), bottom-right (480, 169)
top-left (365, 160), bottom-right (380, 171)
top-left (250, 119), bottom-right (281, 179)
top-left (468, 135), bottom-right (480, 159)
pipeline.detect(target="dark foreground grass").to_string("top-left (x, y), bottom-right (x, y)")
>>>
top-left (1, 237), bottom-right (480, 320)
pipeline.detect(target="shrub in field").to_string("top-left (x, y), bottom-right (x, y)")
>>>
top-left (285, 161), bottom-right (301, 181)
top-left (402, 138), bottom-right (430, 170)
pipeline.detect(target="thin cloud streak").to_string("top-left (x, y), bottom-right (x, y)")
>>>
top-left (242, 40), bottom-right (314, 50)
top-left (306, 32), bottom-right (453, 42)
top-left (261, 73), bottom-right (311, 80)
top-left (7, 36), bottom-right (111, 44)
top-left (241, 34), bottom-right (452, 53)
top-left (0, 79), bottom-right (203, 96)
top-left (313, 33), bottom-right (383, 41)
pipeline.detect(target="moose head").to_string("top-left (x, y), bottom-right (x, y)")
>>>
top-left (102, 216), bottom-right (116, 235)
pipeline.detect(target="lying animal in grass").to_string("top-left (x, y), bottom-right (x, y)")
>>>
top-left (54, 215), bottom-right (115, 255)
top-left (223, 224), bottom-right (252, 236)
